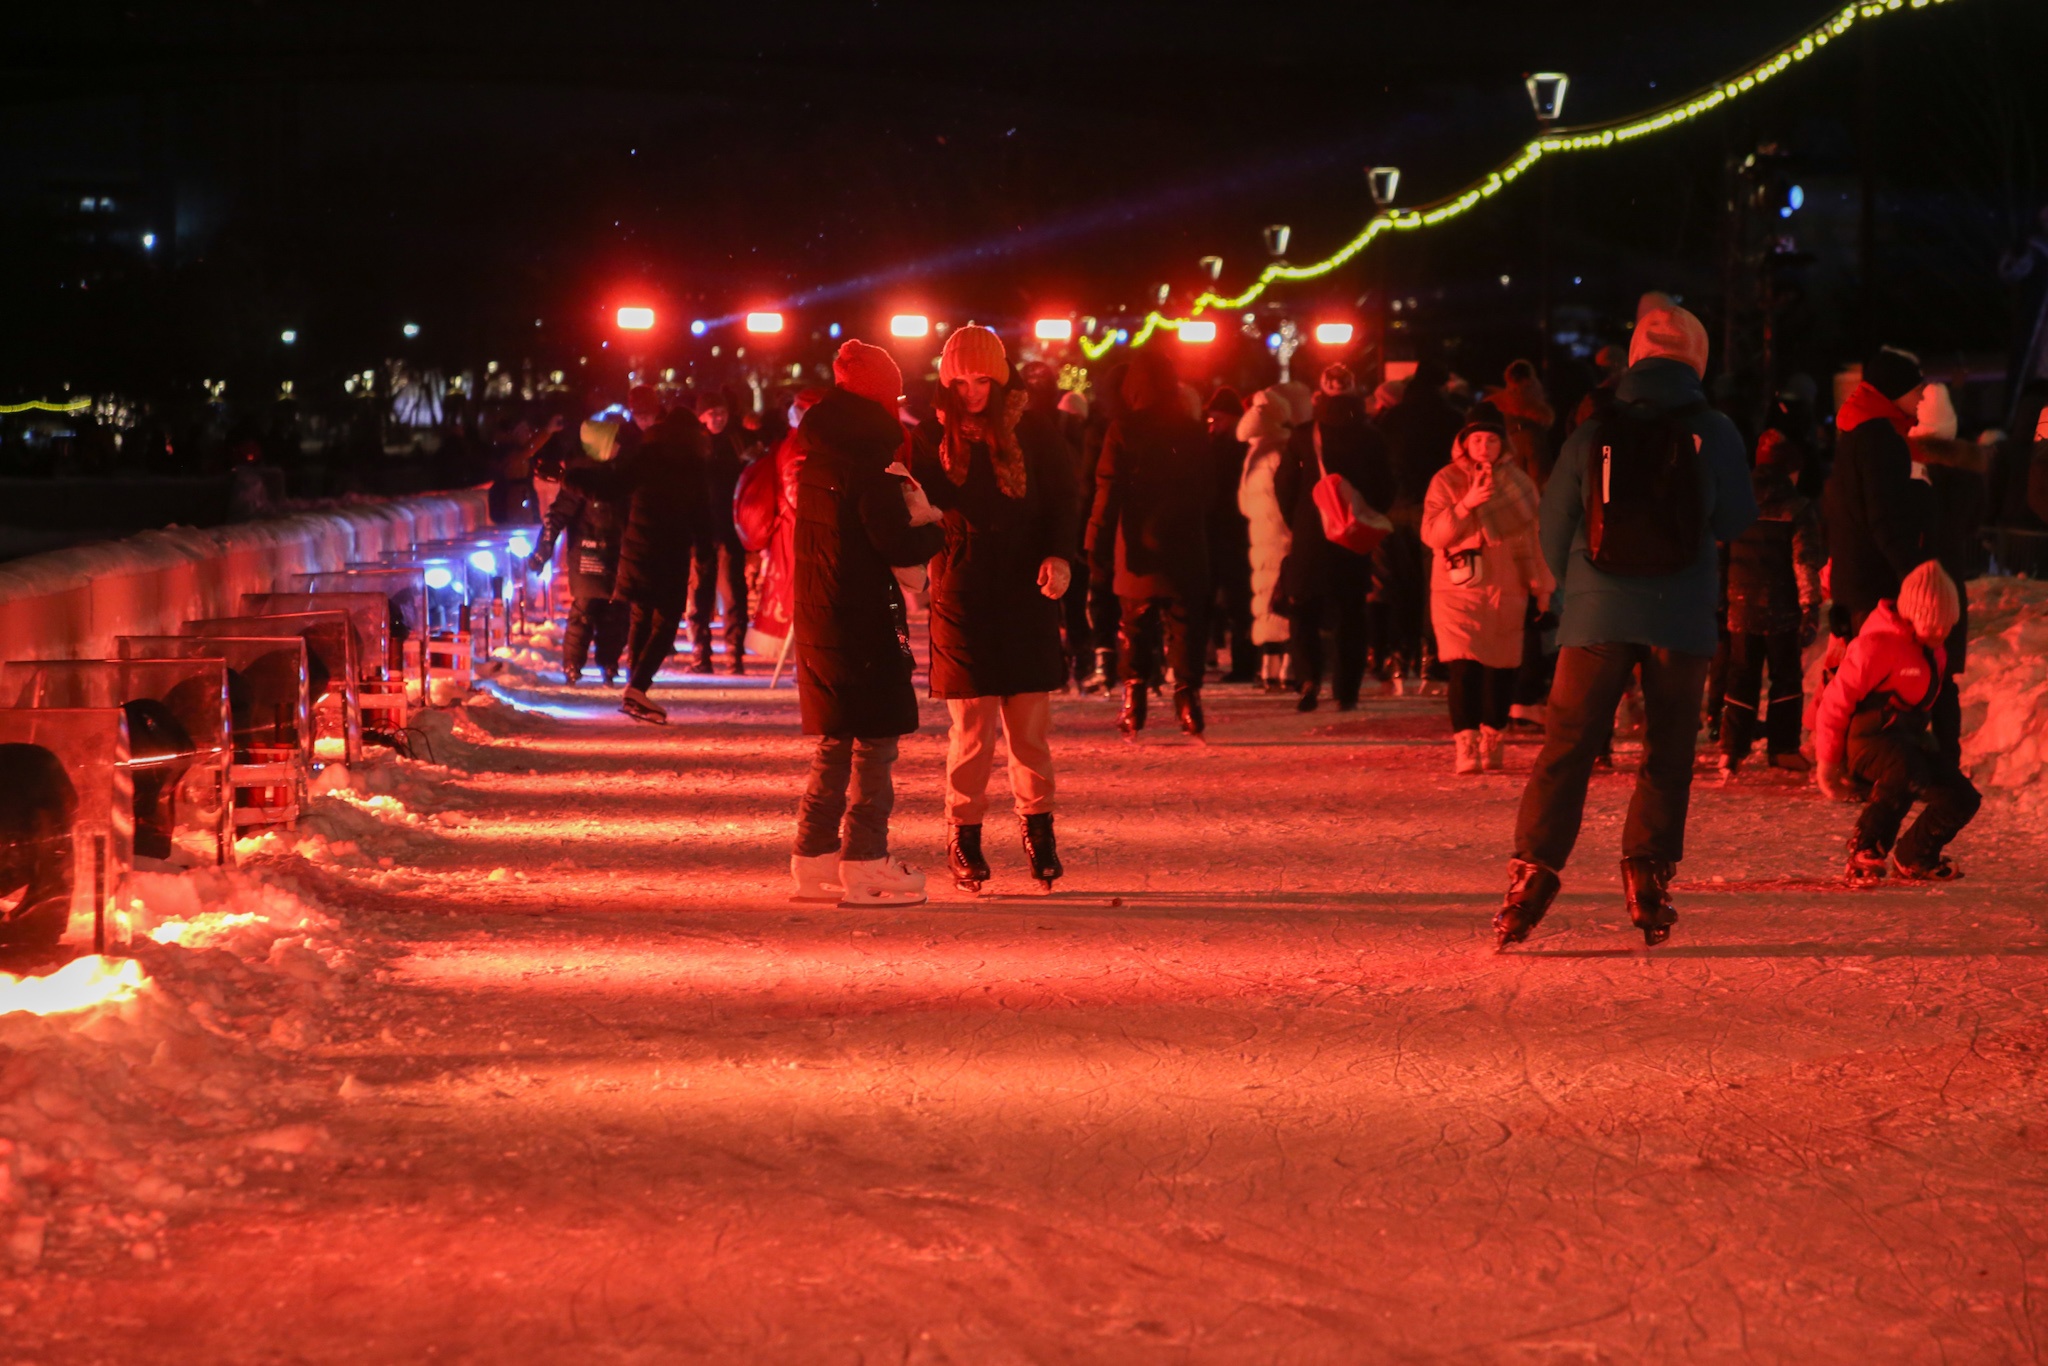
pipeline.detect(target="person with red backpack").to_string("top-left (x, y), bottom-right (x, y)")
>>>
top-left (1815, 560), bottom-right (1980, 881)
top-left (1495, 305), bottom-right (1758, 950)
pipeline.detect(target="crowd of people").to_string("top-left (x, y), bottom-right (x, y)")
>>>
top-left (514, 295), bottom-right (2037, 944)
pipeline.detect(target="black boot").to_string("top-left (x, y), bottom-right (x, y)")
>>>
top-left (1084, 647), bottom-right (1115, 695)
top-left (1621, 857), bottom-right (1677, 946)
top-left (688, 626), bottom-right (714, 674)
top-left (1175, 687), bottom-right (1205, 737)
top-left (948, 824), bottom-right (990, 892)
top-left (1020, 812), bottom-right (1062, 889)
top-left (1119, 680), bottom-right (1148, 735)
top-left (1494, 858), bottom-right (1561, 950)
top-left (1295, 684), bottom-right (1321, 714)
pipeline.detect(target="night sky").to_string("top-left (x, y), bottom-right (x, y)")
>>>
top-left (3, 0), bottom-right (2043, 398)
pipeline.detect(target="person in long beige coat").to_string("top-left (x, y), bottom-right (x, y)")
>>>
top-left (1235, 388), bottom-right (1293, 689)
top-left (1422, 413), bottom-right (1553, 774)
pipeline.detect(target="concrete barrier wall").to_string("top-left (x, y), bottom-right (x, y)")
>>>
top-left (0, 491), bottom-right (491, 663)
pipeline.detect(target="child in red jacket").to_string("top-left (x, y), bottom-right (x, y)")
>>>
top-left (1814, 560), bottom-right (1981, 880)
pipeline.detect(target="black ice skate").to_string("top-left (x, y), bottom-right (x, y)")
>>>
top-left (1845, 845), bottom-right (1889, 884)
top-left (1494, 858), bottom-right (1560, 950)
top-left (1119, 681), bottom-right (1148, 736)
top-left (1020, 812), bottom-right (1062, 891)
top-left (948, 824), bottom-right (991, 893)
top-left (1621, 857), bottom-right (1677, 946)
top-left (1175, 687), bottom-right (1205, 739)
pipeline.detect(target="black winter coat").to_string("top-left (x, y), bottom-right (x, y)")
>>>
top-left (794, 389), bottom-right (946, 738)
top-left (1086, 405), bottom-right (1213, 601)
top-left (911, 402), bottom-right (1078, 699)
top-left (1823, 415), bottom-right (1923, 627)
top-left (1378, 386), bottom-right (1464, 513)
top-left (536, 464), bottom-right (625, 601)
top-left (1726, 466), bottom-right (1824, 637)
top-left (567, 414), bottom-right (710, 609)
top-left (1277, 413), bottom-right (1396, 604)
top-left (702, 429), bottom-right (746, 549)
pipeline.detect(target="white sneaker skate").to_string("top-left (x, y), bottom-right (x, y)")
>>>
top-left (837, 856), bottom-right (928, 907)
top-left (790, 852), bottom-right (843, 903)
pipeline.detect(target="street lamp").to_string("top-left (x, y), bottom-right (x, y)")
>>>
top-left (402, 322), bottom-right (420, 338)
top-left (280, 329), bottom-right (297, 345)
top-left (1178, 321), bottom-right (1217, 343)
top-left (745, 312), bottom-right (784, 334)
top-left (1262, 225), bottom-right (1291, 259)
top-left (1198, 256), bottom-right (1224, 283)
top-left (616, 306), bottom-right (655, 330)
top-left (1313, 323), bottom-right (1355, 346)
top-left (1034, 318), bottom-right (1073, 341)
top-left (1525, 73), bottom-right (1569, 124)
top-left (889, 314), bottom-right (930, 338)
top-left (1368, 167), bottom-right (1401, 208)
top-left (1524, 73), bottom-right (1570, 350)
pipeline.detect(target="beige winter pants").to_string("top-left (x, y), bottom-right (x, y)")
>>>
top-left (943, 693), bottom-right (1055, 826)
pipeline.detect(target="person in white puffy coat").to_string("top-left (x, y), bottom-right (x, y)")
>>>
top-left (1236, 389), bottom-right (1294, 686)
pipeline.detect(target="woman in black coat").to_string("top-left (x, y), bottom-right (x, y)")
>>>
top-left (1279, 391), bottom-right (1396, 712)
top-left (910, 325), bottom-right (1078, 892)
top-left (1086, 348), bottom-right (1214, 736)
top-left (789, 343), bottom-right (947, 907)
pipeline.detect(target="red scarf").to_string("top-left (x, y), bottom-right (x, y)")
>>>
top-left (1837, 381), bottom-right (1913, 439)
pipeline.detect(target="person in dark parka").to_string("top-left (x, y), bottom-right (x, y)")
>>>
top-left (1718, 429), bottom-right (1826, 772)
top-left (563, 398), bottom-right (711, 724)
top-left (1204, 387), bottom-right (1258, 683)
top-left (788, 341), bottom-right (946, 906)
top-left (1824, 346), bottom-right (1928, 634)
top-left (690, 391), bottom-right (752, 675)
top-left (530, 419), bottom-right (629, 686)
top-left (1087, 347), bottom-right (1215, 737)
top-left (910, 326), bottom-right (1078, 891)
top-left (1279, 389), bottom-right (1397, 712)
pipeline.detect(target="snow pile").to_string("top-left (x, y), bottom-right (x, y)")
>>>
top-left (0, 866), bottom-right (359, 1272)
top-left (1959, 577), bottom-right (2048, 816)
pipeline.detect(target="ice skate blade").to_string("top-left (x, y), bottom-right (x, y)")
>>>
top-left (1640, 926), bottom-right (1671, 947)
top-left (838, 890), bottom-right (927, 907)
top-left (789, 892), bottom-right (843, 904)
top-left (620, 704), bottom-right (668, 726)
top-left (952, 878), bottom-right (985, 894)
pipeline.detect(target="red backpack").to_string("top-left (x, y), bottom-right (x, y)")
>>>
top-left (731, 456), bottom-right (779, 553)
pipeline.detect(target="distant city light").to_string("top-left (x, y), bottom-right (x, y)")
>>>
top-left (1178, 321), bottom-right (1218, 343)
top-left (141, 232), bottom-right (156, 250)
top-left (746, 312), bottom-right (784, 333)
top-left (402, 322), bottom-right (420, 338)
top-left (1266, 333), bottom-right (1282, 351)
top-left (828, 322), bottom-right (842, 339)
top-left (1034, 318), bottom-right (1073, 341)
top-left (1313, 323), bottom-right (1354, 346)
top-left (890, 314), bottom-right (931, 338)
top-left (690, 320), bottom-right (708, 337)
top-left (617, 306), bottom-right (656, 330)
top-left (280, 329), bottom-right (298, 345)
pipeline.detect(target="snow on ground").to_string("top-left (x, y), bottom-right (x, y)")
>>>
top-left (4, 598), bottom-right (2048, 1362)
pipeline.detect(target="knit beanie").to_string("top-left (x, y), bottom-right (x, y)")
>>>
top-left (1910, 382), bottom-right (1958, 441)
top-left (833, 340), bottom-right (903, 407)
top-left (937, 325), bottom-right (1010, 386)
top-left (1628, 305), bottom-right (1710, 378)
top-left (1056, 389), bottom-right (1089, 420)
top-left (1897, 560), bottom-right (1960, 643)
top-left (1864, 346), bottom-right (1923, 402)
top-left (1205, 385), bottom-right (1245, 418)
top-left (1455, 405), bottom-right (1507, 451)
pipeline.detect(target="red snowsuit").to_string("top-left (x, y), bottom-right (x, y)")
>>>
top-left (1815, 599), bottom-right (1979, 868)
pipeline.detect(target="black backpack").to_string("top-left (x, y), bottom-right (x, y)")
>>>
top-left (1583, 400), bottom-right (1706, 576)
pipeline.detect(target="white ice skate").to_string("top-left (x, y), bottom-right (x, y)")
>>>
top-left (790, 852), bottom-right (844, 903)
top-left (838, 856), bottom-right (928, 907)
top-left (620, 687), bottom-right (668, 725)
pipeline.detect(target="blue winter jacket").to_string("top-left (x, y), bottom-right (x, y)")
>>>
top-left (1541, 358), bottom-right (1758, 657)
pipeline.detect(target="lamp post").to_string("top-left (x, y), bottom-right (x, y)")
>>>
top-left (1369, 167), bottom-right (1400, 375)
top-left (1525, 73), bottom-right (1568, 352)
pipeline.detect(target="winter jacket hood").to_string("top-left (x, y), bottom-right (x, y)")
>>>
top-left (1814, 599), bottom-right (1948, 767)
top-left (1838, 382), bottom-right (1915, 441)
top-left (1236, 391), bottom-right (1290, 445)
top-left (1539, 357), bottom-right (1758, 656)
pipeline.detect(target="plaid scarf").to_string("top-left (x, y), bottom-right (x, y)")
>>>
top-left (1446, 450), bottom-right (1541, 545)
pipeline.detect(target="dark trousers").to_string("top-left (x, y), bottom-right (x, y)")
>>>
top-left (1513, 599), bottom-right (1556, 706)
top-left (1372, 524), bottom-right (1426, 670)
top-left (691, 535), bottom-right (750, 646)
top-left (1210, 532), bottom-right (1257, 680)
top-left (1120, 595), bottom-right (1204, 689)
top-left (1720, 629), bottom-right (1804, 759)
top-left (564, 597), bottom-right (629, 680)
top-left (1088, 582), bottom-right (1122, 673)
top-left (1514, 643), bottom-right (1712, 870)
top-left (1061, 570), bottom-right (1093, 683)
top-left (625, 601), bottom-right (684, 692)
top-left (1447, 660), bottom-right (1515, 732)
top-left (1289, 591), bottom-right (1369, 705)
top-left (793, 735), bottom-right (899, 861)
top-left (1848, 733), bottom-right (1981, 867)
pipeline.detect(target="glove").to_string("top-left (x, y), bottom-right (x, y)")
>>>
top-left (527, 552), bottom-right (549, 576)
top-left (1799, 606), bottom-right (1820, 648)
top-left (1816, 758), bottom-right (1852, 802)
top-left (1037, 557), bottom-right (1072, 600)
top-left (901, 476), bottom-right (942, 527)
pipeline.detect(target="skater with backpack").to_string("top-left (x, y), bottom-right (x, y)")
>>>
top-left (1815, 560), bottom-right (1981, 882)
top-left (787, 340), bottom-right (947, 907)
top-left (1495, 305), bottom-right (1757, 949)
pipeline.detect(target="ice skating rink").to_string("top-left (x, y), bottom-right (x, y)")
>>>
top-left (8, 669), bottom-right (2048, 1363)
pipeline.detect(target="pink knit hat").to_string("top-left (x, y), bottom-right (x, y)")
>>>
top-left (937, 325), bottom-right (1011, 385)
top-left (1897, 560), bottom-right (1960, 643)
top-left (833, 340), bottom-right (903, 407)
top-left (1629, 305), bottom-right (1711, 379)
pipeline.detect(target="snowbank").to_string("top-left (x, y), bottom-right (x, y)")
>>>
top-left (1960, 577), bottom-right (2048, 817)
top-left (0, 490), bottom-right (489, 663)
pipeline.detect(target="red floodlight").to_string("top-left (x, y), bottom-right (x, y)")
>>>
top-left (1178, 320), bottom-right (1218, 343)
top-left (1034, 318), bottom-right (1074, 341)
top-left (745, 312), bottom-right (785, 334)
top-left (1314, 322), bottom-right (1356, 346)
top-left (616, 306), bottom-right (655, 331)
top-left (890, 314), bottom-right (931, 338)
